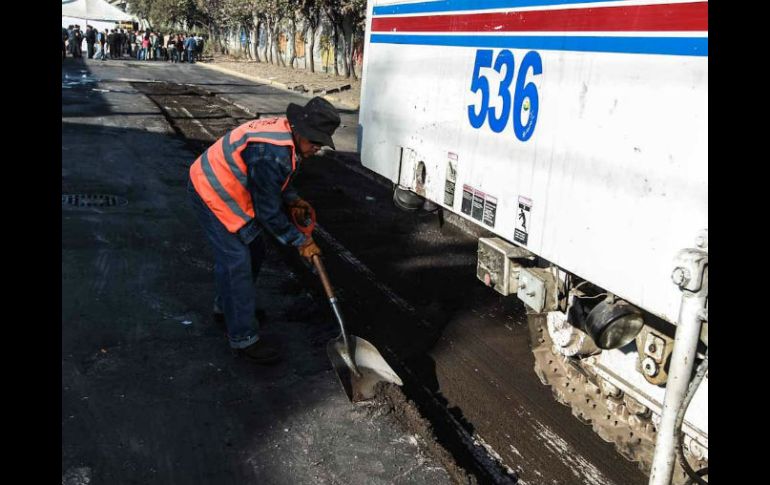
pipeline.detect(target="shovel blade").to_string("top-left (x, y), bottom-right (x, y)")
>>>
top-left (327, 335), bottom-right (403, 402)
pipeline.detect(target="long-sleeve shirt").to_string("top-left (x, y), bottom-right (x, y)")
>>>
top-left (238, 142), bottom-right (306, 247)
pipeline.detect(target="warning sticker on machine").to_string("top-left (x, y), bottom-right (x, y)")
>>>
top-left (514, 196), bottom-right (532, 245)
top-left (482, 195), bottom-right (497, 227)
top-left (461, 184), bottom-right (473, 215)
top-left (444, 153), bottom-right (458, 207)
top-left (471, 189), bottom-right (485, 221)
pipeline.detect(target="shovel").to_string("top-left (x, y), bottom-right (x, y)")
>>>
top-left (291, 205), bottom-right (403, 402)
top-left (312, 255), bottom-right (403, 402)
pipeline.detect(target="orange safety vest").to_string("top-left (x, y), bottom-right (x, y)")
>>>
top-left (190, 117), bottom-right (297, 233)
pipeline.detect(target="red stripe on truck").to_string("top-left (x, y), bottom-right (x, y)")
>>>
top-left (371, 2), bottom-right (708, 33)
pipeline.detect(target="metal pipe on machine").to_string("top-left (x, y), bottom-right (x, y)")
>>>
top-left (649, 248), bottom-right (708, 485)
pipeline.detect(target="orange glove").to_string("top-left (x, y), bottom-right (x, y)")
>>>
top-left (298, 237), bottom-right (322, 261)
top-left (288, 198), bottom-right (313, 222)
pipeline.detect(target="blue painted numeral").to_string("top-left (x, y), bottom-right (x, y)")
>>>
top-left (467, 49), bottom-right (493, 129)
top-left (488, 50), bottom-right (514, 133)
top-left (467, 49), bottom-right (542, 141)
top-left (513, 51), bottom-right (542, 141)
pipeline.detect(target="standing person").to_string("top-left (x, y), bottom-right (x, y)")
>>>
top-left (141, 33), bottom-right (150, 61)
top-left (167, 34), bottom-right (178, 63)
top-left (67, 25), bottom-right (75, 57)
top-left (85, 25), bottom-right (95, 59)
top-left (74, 25), bottom-right (83, 58)
top-left (187, 97), bottom-right (341, 363)
top-left (127, 30), bottom-right (134, 58)
top-left (107, 29), bottom-right (115, 58)
top-left (133, 30), bottom-right (141, 58)
top-left (94, 29), bottom-right (105, 60)
top-left (62, 27), bottom-right (68, 59)
top-left (185, 33), bottom-right (197, 64)
top-left (116, 29), bottom-right (122, 58)
top-left (71, 25), bottom-right (78, 58)
top-left (155, 32), bottom-right (164, 61)
top-left (103, 29), bottom-right (110, 59)
top-left (195, 33), bottom-right (204, 61)
top-left (135, 30), bottom-right (143, 59)
top-left (176, 34), bottom-right (185, 62)
top-left (149, 32), bottom-right (156, 60)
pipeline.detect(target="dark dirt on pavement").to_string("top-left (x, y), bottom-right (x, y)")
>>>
top-left (129, 77), bottom-right (647, 485)
top-left (63, 57), bottom-right (650, 485)
top-left (62, 59), bottom-right (453, 485)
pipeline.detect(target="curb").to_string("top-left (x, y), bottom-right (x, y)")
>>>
top-left (195, 61), bottom-right (359, 110)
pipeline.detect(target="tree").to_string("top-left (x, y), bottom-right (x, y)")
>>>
top-left (226, 0), bottom-right (258, 59)
top-left (129, 0), bottom-right (367, 75)
top-left (250, 0), bottom-right (289, 65)
top-left (298, 0), bottom-right (322, 73)
top-left (129, 0), bottom-right (203, 31)
top-left (340, 0), bottom-right (366, 79)
top-left (322, 0), bottom-right (365, 79)
top-left (194, 0), bottom-right (232, 53)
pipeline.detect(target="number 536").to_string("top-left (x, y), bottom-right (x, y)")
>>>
top-left (467, 49), bottom-right (542, 141)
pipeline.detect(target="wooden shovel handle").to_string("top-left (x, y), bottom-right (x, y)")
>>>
top-left (312, 255), bottom-right (335, 299)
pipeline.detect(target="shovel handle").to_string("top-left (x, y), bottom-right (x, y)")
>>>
top-left (312, 255), bottom-right (335, 300)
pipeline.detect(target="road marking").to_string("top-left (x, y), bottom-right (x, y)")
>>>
top-left (177, 106), bottom-right (217, 139)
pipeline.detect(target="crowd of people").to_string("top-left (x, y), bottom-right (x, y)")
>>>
top-left (62, 25), bottom-right (205, 63)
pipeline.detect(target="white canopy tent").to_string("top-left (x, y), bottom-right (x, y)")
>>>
top-left (62, 0), bottom-right (136, 32)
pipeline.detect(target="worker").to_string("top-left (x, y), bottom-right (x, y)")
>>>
top-left (188, 97), bottom-right (341, 364)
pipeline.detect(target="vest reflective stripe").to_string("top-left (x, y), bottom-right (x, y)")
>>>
top-left (222, 131), bottom-right (294, 187)
top-left (199, 147), bottom-right (253, 225)
top-left (221, 132), bottom-right (248, 186)
top-left (232, 131), bottom-right (293, 147)
top-left (190, 118), bottom-right (297, 233)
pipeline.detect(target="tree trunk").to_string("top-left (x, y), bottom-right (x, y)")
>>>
top-left (298, 22), bottom-right (309, 70)
top-left (251, 16), bottom-right (259, 62)
top-left (218, 27), bottom-right (227, 55)
top-left (351, 32), bottom-right (360, 80)
top-left (307, 24), bottom-right (316, 72)
top-left (239, 26), bottom-right (247, 59)
top-left (288, 18), bottom-right (296, 68)
top-left (255, 19), bottom-right (263, 62)
top-left (248, 26), bottom-right (257, 61)
top-left (332, 22), bottom-right (340, 76)
top-left (271, 22), bottom-right (278, 65)
top-left (273, 21), bottom-right (285, 67)
top-left (342, 15), bottom-right (355, 79)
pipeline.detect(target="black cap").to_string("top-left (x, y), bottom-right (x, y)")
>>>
top-left (286, 97), bottom-right (341, 150)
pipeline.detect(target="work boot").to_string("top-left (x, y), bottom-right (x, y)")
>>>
top-left (237, 338), bottom-right (281, 364)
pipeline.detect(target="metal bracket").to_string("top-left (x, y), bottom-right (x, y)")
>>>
top-left (671, 248), bottom-right (708, 293)
top-left (476, 237), bottom-right (535, 296)
top-left (517, 267), bottom-right (558, 313)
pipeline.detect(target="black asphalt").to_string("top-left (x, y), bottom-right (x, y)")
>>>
top-left (62, 57), bottom-right (451, 485)
top-left (62, 56), bottom-right (648, 485)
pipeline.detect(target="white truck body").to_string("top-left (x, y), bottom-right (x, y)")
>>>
top-left (358, 0), bottom-right (708, 477)
top-left (359, 0), bottom-right (707, 327)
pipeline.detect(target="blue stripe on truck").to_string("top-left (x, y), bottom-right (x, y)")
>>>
top-left (369, 34), bottom-right (708, 57)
